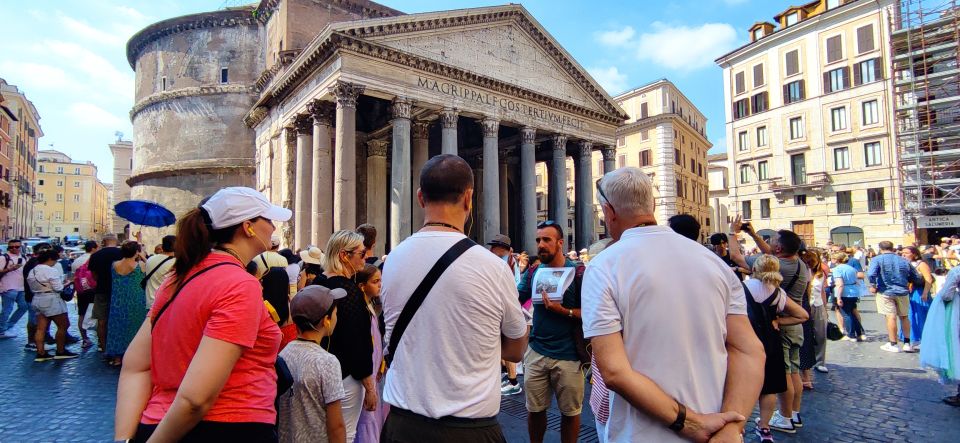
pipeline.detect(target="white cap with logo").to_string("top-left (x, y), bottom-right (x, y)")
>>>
top-left (201, 187), bottom-right (292, 229)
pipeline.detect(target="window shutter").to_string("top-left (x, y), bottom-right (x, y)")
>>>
top-left (842, 66), bottom-right (851, 89)
top-left (799, 80), bottom-right (805, 99)
top-left (853, 63), bottom-right (862, 86)
top-left (826, 36), bottom-right (842, 63)
top-left (873, 57), bottom-right (883, 80)
top-left (753, 64), bottom-right (764, 87)
top-left (641, 103), bottom-right (648, 118)
top-left (786, 50), bottom-right (799, 76)
top-left (824, 72), bottom-right (832, 94)
top-left (735, 72), bottom-right (745, 94)
top-left (857, 25), bottom-right (875, 53)
top-left (783, 84), bottom-right (790, 103)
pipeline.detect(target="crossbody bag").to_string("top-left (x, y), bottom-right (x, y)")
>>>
top-left (385, 238), bottom-right (475, 368)
top-left (141, 256), bottom-right (174, 290)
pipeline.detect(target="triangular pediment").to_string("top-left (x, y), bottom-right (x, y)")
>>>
top-left (332, 5), bottom-right (626, 120)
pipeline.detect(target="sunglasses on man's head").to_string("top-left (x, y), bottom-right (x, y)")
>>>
top-left (537, 220), bottom-right (560, 230)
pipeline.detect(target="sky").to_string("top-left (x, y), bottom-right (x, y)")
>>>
top-left (0, 0), bottom-right (799, 183)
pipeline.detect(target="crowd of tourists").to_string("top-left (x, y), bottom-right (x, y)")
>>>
top-left (4, 155), bottom-right (960, 442)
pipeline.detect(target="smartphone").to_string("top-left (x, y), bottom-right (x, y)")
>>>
top-left (740, 222), bottom-right (753, 232)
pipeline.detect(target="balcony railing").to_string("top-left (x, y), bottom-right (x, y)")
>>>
top-left (769, 172), bottom-right (831, 193)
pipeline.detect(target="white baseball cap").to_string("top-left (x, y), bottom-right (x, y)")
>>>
top-left (201, 187), bottom-right (292, 230)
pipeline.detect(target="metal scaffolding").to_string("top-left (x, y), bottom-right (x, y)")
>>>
top-left (891, 0), bottom-right (960, 227)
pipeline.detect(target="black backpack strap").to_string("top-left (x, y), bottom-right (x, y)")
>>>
top-left (385, 238), bottom-right (475, 367)
top-left (783, 266), bottom-right (802, 294)
top-left (151, 261), bottom-right (242, 330)
top-left (141, 256), bottom-right (174, 290)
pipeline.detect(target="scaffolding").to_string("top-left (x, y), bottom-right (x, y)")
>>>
top-left (891, 0), bottom-right (960, 229)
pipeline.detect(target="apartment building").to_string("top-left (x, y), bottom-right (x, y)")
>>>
top-left (716, 0), bottom-right (904, 247)
top-left (0, 78), bottom-right (40, 240)
top-left (708, 153), bottom-right (732, 235)
top-left (35, 150), bottom-right (110, 240)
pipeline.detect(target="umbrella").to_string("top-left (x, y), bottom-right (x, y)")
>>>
top-left (114, 200), bottom-right (176, 228)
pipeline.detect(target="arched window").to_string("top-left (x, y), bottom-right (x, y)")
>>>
top-left (830, 226), bottom-right (864, 247)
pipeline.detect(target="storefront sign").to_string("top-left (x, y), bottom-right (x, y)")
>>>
top-left (917, 215), bottom-right (960, 229)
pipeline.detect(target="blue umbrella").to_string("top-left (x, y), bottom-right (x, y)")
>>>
top-left (114, 200), bottom-right (176, 228)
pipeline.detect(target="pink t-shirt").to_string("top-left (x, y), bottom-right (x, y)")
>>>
top-left (142, 253), bottom-right (281, 425)
top-left (0, 253), bottom-right (26, 292)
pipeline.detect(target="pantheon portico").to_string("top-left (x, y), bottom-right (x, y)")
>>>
top-left (246, 4), bottom-right (627, 254)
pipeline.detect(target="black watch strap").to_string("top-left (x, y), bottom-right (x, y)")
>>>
top-left (668, 399), bottom-right (686, 432)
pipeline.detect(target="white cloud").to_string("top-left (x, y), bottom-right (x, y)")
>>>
top-left (35, 40), bottom-right (133, 99)
top-left (0, 62), bottom-right (70, 89)
top-left (58, 13), bottom-right (127, 47)
top-left (67, 102), bottom-right (126, 128)
top-left (588, 66), bottom-right (629, 95)
top-left (595, 26), bottom-right (636, 47)
top-left (635, 22), bottom-right (739, 71)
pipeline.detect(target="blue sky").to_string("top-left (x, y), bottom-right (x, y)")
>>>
top-left (1, 0), bottom-right (797, 182)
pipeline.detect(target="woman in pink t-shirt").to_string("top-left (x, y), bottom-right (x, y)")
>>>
top-left (114, 187), bottom-right (291, 442)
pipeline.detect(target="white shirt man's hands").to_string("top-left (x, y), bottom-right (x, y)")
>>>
top-left (680, 409), bottom-right (745, 443)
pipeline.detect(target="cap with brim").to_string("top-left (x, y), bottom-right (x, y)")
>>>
top-left (290, 285), bottom-right (347, 325)
top-left (486, 233), bottom-right (511, 249)
top-left (201, 187), bottom-right (292, 230)
top-left (300, 247), bottom-right (324, 265)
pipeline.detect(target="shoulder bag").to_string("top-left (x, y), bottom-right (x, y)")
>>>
top-left (385, 238), bottom-right (475, 367)
top-left (141, 256), bottom-right (174, 290)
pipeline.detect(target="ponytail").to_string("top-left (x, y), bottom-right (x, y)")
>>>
top-left (172, 207), bottom-right (241, 287)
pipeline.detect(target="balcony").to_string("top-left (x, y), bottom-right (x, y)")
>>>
top-left (768, 172), bottom-right (831, 195)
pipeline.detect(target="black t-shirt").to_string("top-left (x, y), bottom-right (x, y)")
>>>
top-left (88, 247), bottom-right (123, 295)
top-left (721, 251), bottom-right (744, 281)
top-left (313, 273), bottom-right (373, 381)
top-left (22, 257), bottom-right (40, 302)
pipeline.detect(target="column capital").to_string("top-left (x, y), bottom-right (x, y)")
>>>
top-left (294, 114), bottom-right (313, 134)
top-left (439, 107), bottom-right (459, 129)
top-left (552, 134), bottom-right (568, 152)
top-left (285, 126), bottom-right (298, 145)
top-left (329, 81), bottom-right (364, 109)
top-left (480, 117), bottom-right (500, 138)
top-left (308, 99), bottom-right (335, 126)
top-left (392, 97), bottom-right (413, 120)
top-left (601, 145), bottom-right (617, 160)
top-left (520, 126), bottom-right (537, 144)
top-left (366, 139), bottom-right (389, 158)
top-left (412, 120), bottom-right (430, 140)
top-left (578, 141), bottom-right (594, 158)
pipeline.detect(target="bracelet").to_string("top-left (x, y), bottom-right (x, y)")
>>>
top-left (668, 399), bottom-right (686, 432)
top-left (567, 308), bottom-right (573, 317)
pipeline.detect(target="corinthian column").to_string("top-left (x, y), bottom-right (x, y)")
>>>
top-left (390, 97), bottom-right (413, 249)
top-left (309, 100), bottom-right (335, 248)
top-left (366, 139), bottom-right (388, 257)
top-left (601, 145), bottom-right (616, 174)
top-left (330, 81), bottom-right (364, 231)
top-left (439, 108), bottom-right (459, 155)
top-left (550, 135), bottom-right (568, 240)
top-left (519, 127), bottom-right (537, 254)
top-left (480, 117), bottom-right (500, 244)
top-left (282, 128), bottom-right (297, 246)
top-left (575, 141), bottom-right (595, 250)
top-left (293, 114), bottom-right (313, 248)
top-left (411, 120), bottom-right (430, 229)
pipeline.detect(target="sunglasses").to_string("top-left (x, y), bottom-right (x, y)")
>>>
top-left (537, 220), bottom-right (560, 230)
top-left (596, 179), bottom-right (613, 211)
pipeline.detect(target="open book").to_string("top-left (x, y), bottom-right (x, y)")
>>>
top-left (531, 267), bottom-right (575, 303)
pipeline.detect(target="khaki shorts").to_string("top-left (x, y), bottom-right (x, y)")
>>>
top-left (93, 292), bottom-right (110, 321)
top-left (876, 294), bottom-right (909, 317)
top-left (523, 348), bottom-right (584, 416)
top-left (781, 324), bottom-right (803, 374)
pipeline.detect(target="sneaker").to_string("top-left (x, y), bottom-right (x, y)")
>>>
top-left (902, 343), bottom-right (915, 353)
top-left (815, 365), bottom-right (828, 373)
top-left (54, 351), bottom-right (79, 360)
top-left (791, 413), bottom-right (803, 428)
top-left (768, 411), bottom-right (796, 434)
top-left (0, 331), bottom-right (16, 339)
top-left (944, 395), bottom-right (960, 407)
top-left (858, 335), bottom-right (868, 342)
top-left (840, 336), bottom-right (853, 341)
top-left (913, 342), bottom-right (921, 350)
top-left (24, 343), bottom-right (37, 352)
top-left (755, 427), bottom-right (775, 442)
top-left (34, 353), bottom-right (54, 362)
top-left (81, 339), bottom-right (94, 349)
top-left (65, 334), bottom-right (80, 344)
top-left (880, 343), bottom-right (901, 353)
top-left (501, 383), bottom-right (522, 396)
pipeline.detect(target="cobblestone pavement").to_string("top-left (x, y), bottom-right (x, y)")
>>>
top-left (1, 298), bottom-right (958, 442)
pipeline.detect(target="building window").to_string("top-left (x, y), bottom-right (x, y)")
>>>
top-left (837, 191), bottom-right (853, 214)
top-left (751, 92), bottom-right (768, 114)
top-left (56, 180), bottom-right (63, 187)
top-left (786, 12), bottom-right (799, 26)
top-left (864, 142), bottom-right (882, 166)
top-left (760, 199), bottom-right (771, 219)
top-left (617, 137), bottom-right (625, 147)
top-left (789, 117), bottom-right (804, 140)
top-left (825, 67), bottom-right (850, 93)
top-left (55, 227), bottom-right (61, 233)
top-left (640, 150), bottom-right (651, 166)
top-left (784, 80), bottom-right (804, 104)
top-left (74, 167), bottom-right (80, 175)
top-left (161, 76), bottom-right (167, 91)
top-left (640, 103), bottom-right (648, 118)
top-left (742, 201), bottom-right (752, 220)
top-left (57, 166), bottom-right (64, 174)
top-left (826, 35), bottom-right (843, 63)
top-left (733, 98), bottom-right (750, 120)
top-left (857, 24), bottom-right (875, 54)
top-left (785, 50), bottom-right (800, 76)
top-left (676, 179), bottom-right (684, 198)
top-left (73, 181), bottom-right (79, 188)
top-left (73, 194), bottom-right (80, 202)
top-left (753, 63), bottom-right (764, 87)
top-left (791, 154), bottom-right (806, 185)
top-left (220, 67), bottom-right (229, 83)
top-left (753, 28), bottom-right (763, 41)
top-left (39, 165), bottom-right (45, 173)
top-left (868, 187), bottom-right (885, 212)
top-left (795, 194), bottom-right (807, 205)
top-left (73, 212), bottom-right (79, 220)
top-left (38, 179), bottom-right (44, 186)
top-left (862, 100), bottom-right (879, 125)
top-left (834, 147), bottom-right (850, 170)
top-left (56, 194), bottom-right (63, 202)
top-left (734, 71), bottom-right (745, 95)
top-left (738, 131), bottom-right (749, 151)
top-left (757, 126), bottom-right (768, 147)
top-left (830, 107), bottom-right (847, 131)
top-left (536, 192), bottom-right (544, 211)
top-left (675, 149), bottom-right (681, 165)
top-left (758, 161), bottom-right (768, 180)
top-left (827, 0), bottom-right (841, 9)
top-left (739, 165), bottom-right (751, 184)
top-left (617, 155), bottom-right (626, 168)
top-left (855, 58), bottom-right (881, 85)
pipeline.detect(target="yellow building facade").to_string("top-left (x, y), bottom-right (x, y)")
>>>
top-left (716, 0), bottom-right (904, 248)
top-left (0, 78), bottom-right (40, 239)
top-left (35, 150), bottom-right (110, 241)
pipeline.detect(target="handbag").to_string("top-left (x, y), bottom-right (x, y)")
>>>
top-left (60, 283), bottom-right (75, 302)
top-left (826, 321), bottom-right (844, 341)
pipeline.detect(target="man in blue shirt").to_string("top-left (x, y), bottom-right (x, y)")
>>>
top-left (868, 241), bottom-right (920, 353)
top-left (517, 221), bottom-right (583, 443)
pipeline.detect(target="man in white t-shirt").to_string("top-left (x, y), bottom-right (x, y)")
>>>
top-left (143, 235), bottom-right (176, 307)
top-left (381, 155), bottom-right (527, 442)
top-left (581, 167), bottom-right (764, 443)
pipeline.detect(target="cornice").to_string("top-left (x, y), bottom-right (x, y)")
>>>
top-left (126, 8), bottom-right (258, 69)
top-left (616, 113), bottom-right (712, 147)
top-left (130, 85), bottom-right (255, 120)
top-left (128, 160), bottom-right (255, 187)
top-left (255, 0), bottom-right (402, 24)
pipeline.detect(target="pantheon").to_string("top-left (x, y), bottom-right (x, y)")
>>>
top-left (127, 0), bottom-right (627, 254)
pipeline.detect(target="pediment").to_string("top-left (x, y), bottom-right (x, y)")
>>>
top-left (333, 6), bottom-right (625, 119)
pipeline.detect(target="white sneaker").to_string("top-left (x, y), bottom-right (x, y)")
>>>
top-left (913, 342), bottom-right (921, 350)
top-left (768, 411), bottom-right (796, 434)
top-left (815, 365), bottom-right (828, 373)
top-left (880, 343), bottom-right (901, 353)
top-left (840, 336), bottom-right (853, 341)
top-left (902, 343), bottom-right (915, 353)
top-left (501, 383), bottom-right (522, 396)
top-left (0, 331), bottom-right (17, 339)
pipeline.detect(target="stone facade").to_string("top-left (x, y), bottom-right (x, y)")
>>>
top-left (109, 141), bottom-right (132, 238)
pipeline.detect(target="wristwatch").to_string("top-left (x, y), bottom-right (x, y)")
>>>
top-left (668, 400), bottom-right (686, 432)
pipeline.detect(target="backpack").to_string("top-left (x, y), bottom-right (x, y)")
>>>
top-left (744, 283), bottom-right (772, 339)
top-left (74, 260), bottom-right (97, 294)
